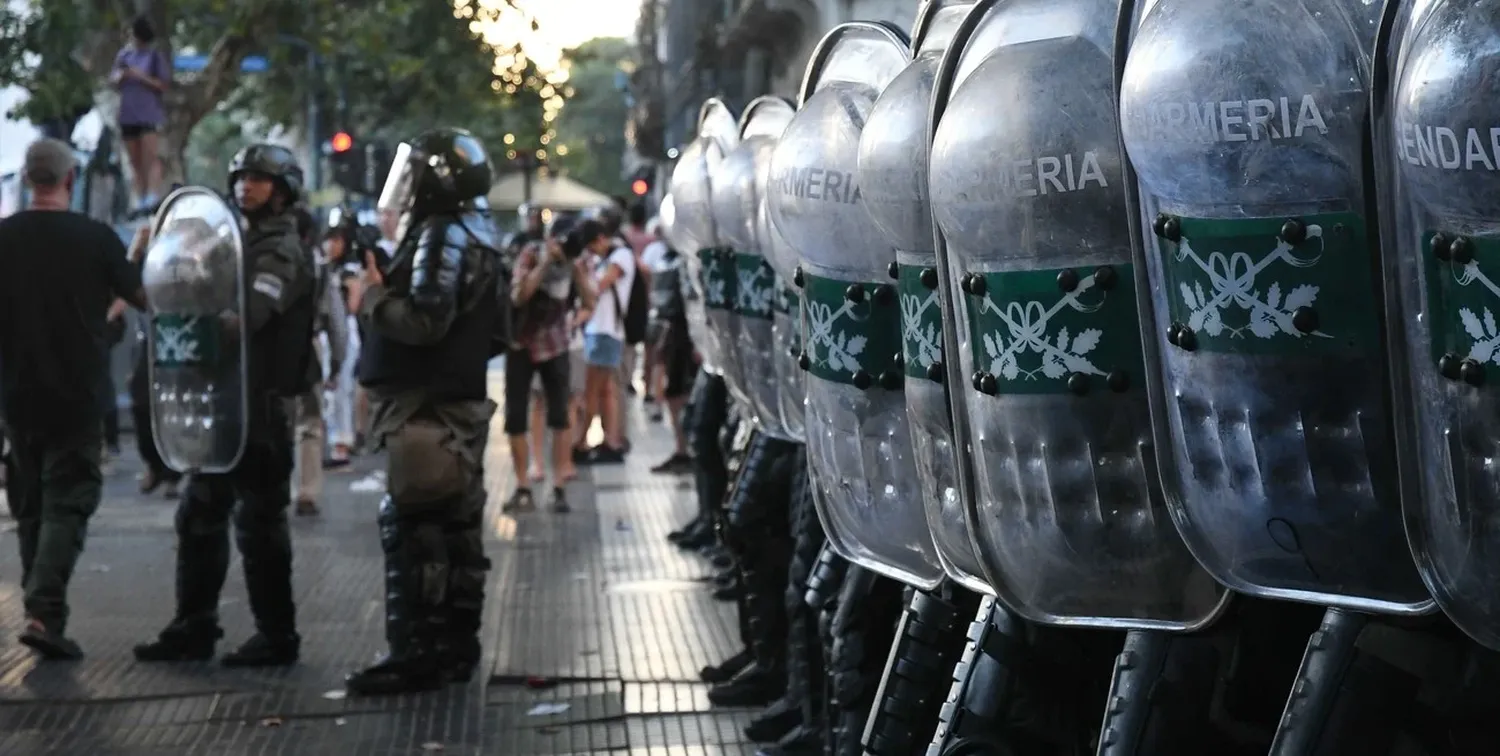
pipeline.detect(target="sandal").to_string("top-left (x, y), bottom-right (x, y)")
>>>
top-left (550, 487), bottom-right (571, 514)
top-left (502, 487), bottom-right (535, 514)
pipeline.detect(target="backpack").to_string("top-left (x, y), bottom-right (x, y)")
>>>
top-left (614, 259), bottom-right (650, 345)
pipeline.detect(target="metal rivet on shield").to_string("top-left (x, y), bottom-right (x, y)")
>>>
top-left (1167, 323), bottom-right (1183, 346)
top-left (1176, 326), bottom-right (1198, 352)
top-left (1056, 269), bottom-right (1080, 293)
top-left (1153, 214), bottom-right (1181, 242)
top-left (970, 371), bottom-right (985, 391)
top-left (1291, 307), bottom-right (1319, 334)
top-left (893, 353), bottom-right (905, 372)
top-left (1431, 233), bottom-right (1452, 262)
top-left (1094, 266), bottom-right (1118, 291)
top-left (793, 267), bottom-right (805, 287)
top-left (1279, 219), bottom-right (1307, 245)
top-left (787, 345), bottom-right (799, 359)
top-left (964, 273), bottom-right (987, 297)
top-left (1451, 236), bottom-right (1475, 265)
top-left (845, 284), bottom-right (865, 304)
top-left (1107, 370), bottom-right (1130, 393)
top-left (927, 362), bottom-right (945, 383)
top-left (887, 261), bottom-right (900, 280)
top-left (853, 370), bottom-right (872, 390)
top-left (978, 373), bottom-right (998, 395)
top-left (797, 351), bottom-right (810, 371)
top-left (920, 268), bottom-right (938, 290)
top-left (1438, 353), bottom-right (1461, 380)
top-left (1460, 358), bottom-right (1486, 387)
top-left (879, 370), bottom-right (902, 390)
top-left (873, 284), bottom-right (896, 306)
top-left (1067, 373), bottom-right (1090, 396)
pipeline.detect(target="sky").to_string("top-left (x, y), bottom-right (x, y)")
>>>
top-left (483, 0), bottom-right (642, 75)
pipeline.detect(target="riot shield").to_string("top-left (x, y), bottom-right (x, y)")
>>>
top-left (857, 0), bottom-right (990, 595)
top-left (713, 97), bottom-right (796, 439)
top-left (1376, 0), bottom-right (1500, 647)
top-left (1118, 0), bottom-right (1430, 614)
top-left (926, 0), bottom-right (1224, 628)
top-left (761, 196), bottom-right (807, 442)
top-left (769, 21), bottom-right (946, 590)
top-left (142, 186), bottom-right (249, 474)
top-left (670, 99), bottom-right (742, 378)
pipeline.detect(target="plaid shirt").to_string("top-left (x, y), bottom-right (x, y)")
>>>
top-left (513, 245), bottom-right (572, 364)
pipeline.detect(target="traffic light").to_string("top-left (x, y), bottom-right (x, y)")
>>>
top-left (331, 131), bottom-right (354, 153)
top-left (629, 165), bottom-right (654, 197)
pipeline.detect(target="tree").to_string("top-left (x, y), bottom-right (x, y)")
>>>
top-left (552, 37), bottom-right (632, 195)
top-left (0, 0), bottom-right (532, 184)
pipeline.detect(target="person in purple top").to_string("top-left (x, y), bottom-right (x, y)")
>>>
top-left (111, 16), bottom-right (172, 210)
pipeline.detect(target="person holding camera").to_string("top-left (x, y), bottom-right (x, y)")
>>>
top-left (505, 219), bottom-right (596, 513)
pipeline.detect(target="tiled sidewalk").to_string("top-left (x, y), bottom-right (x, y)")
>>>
top-left (0, 377), bottom-right (759, 755)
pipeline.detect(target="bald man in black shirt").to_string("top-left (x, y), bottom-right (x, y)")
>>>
top-left (0, 138), bottom-right (146, 659)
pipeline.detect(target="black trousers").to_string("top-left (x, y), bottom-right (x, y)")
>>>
top-left (171, 399), bottom-right (297, 639)
top-left (7, 421), bottom-right (104, 634)
top-left (687, 370), bottom-right (730, 523)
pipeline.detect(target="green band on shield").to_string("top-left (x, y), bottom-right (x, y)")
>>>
top-left (1154, 212), bottom-right (1378, 356)
top-left (798, 270), bottom-right (902, 390)
top-left (151, 313), bottom-right (222, 368)
top-left (962, 263), bottom-right (1145, 397)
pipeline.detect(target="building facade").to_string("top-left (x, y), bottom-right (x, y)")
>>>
top-left (629, 0), bottom-right (918, 180)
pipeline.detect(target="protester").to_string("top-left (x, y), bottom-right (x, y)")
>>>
top-left (507, 220), bottom-right (597, 512)
top-left (0, 138), bottom-right (146, 659)
top-left (646, 232), bottom-right (696, 473)
top-left (112, 16), bottom-right (172, 210)
top-left (578, 219), bottom-right (635, 464)
top-left (320, 213), bottom-right (364, 468)
top-left (292, 208), bottom-right (347, 516)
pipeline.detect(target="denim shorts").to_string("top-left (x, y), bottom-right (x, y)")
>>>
top-left (584, 333), bottom-right (624, 369)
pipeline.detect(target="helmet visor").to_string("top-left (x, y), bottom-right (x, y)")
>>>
top-left (376, 142), bottom-right (420, 215)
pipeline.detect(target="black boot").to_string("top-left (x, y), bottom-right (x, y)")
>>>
top-left (701, 647), bottom-right (753, 683)
top-left (346, 502), bottom-right (450, 696)
top-left (708, 660), bottom-right (783, 707)
top-left (133, 621), bottom-right (223, 662)
top-left (221, 632), bottom-right (300, 667)
top-left (443, 513), bottom-right (490, 684)
top-left (745, 694), bottom-right (802, 742)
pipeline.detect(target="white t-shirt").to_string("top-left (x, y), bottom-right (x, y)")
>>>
top-left (642, 239), bottom-right (671, 273)
top-left (585, 246), bottom-right (637, 341)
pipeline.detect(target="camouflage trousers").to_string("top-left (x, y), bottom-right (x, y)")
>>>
top-left (7, 422), bottom-right (105, 634)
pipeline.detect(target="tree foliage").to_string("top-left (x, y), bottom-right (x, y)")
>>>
top-left (552, 37), bottom-right (632, 195)
top-left (0, 0), bottom-right (541, 183)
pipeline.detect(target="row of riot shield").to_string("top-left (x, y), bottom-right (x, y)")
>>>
top-left (666, 0), bottom-right (1500, 752)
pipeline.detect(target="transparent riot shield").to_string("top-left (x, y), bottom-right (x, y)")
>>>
top-left (761, 197), bottom-right (807, 442)
top-left (926, 0), bottom-right (1224, 628)
top-left (670, 99), bottom-right (742, 377)
top-left (769, 21), bottom-right (946, 590)
top-left (142, 186), bottom-right (249, 474)
top-left (713, 97), bottom-right (796, 438)
top-left (1118, 0), bottom-right (1430, 614)
top-left (762, 199), bottom-right (810, 444)
top-left (857, 0), bottom-right (990, 595)
top-left (1376, 0), bottom-right (1500, 647)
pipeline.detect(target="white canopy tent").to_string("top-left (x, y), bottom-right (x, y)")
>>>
top-left (487, 171), bottom-right (615, 213)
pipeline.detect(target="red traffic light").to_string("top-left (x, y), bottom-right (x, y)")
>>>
top-left (331, 132), bottom-right (353, 153)
top-left (631, 178), bottom-right (649, 196)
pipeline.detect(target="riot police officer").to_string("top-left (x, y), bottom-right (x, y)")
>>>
top-left (344, 127), bottom-right (504, 696)
top-left (134, 144), bottom-right (317, 666)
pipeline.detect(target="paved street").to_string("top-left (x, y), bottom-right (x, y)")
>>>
top-left (0, 380), bottom-right (760, 755)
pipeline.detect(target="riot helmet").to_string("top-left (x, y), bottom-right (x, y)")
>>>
top-left (228, 143), bottom-right (303, 208)
top-left (377, 128), bottom-right (494, 220)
